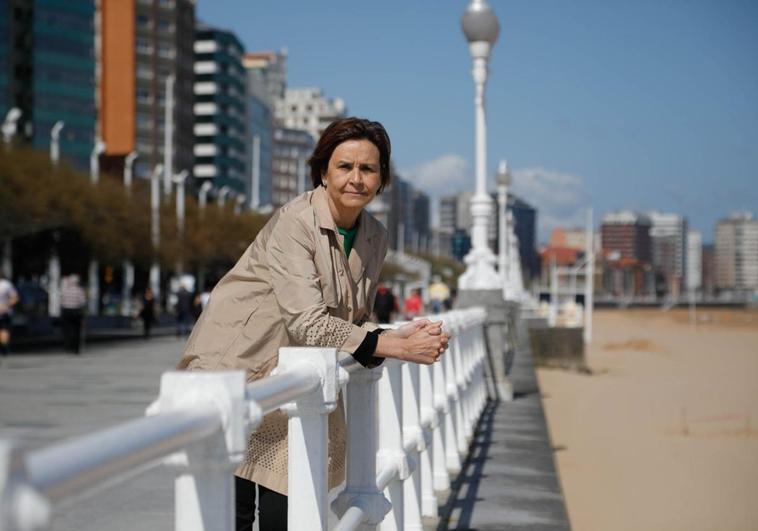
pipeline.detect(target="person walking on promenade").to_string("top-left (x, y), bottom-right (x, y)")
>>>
top-left (139, 287), bottom-right (156, 339)
top-left (60, 274), bottom-right (87, 354)
top-left (403, 287), bottom-right (424, 320)
top-left (175, 281), bottom-right (193, 337)
top-left (373, 281), bottom-right (398, 323)
top-left (178, 117), bottom-right (450, 530)
top-left (428, 275), bottom-right (451, 314)
top-left (0, 272), bottom-right (19, 357)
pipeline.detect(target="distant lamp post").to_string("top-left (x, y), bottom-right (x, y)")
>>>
top-left (124, 151), bottom-right (138, 191)
top-left (50, 121), bottom-right (64, 165)
top-left (150, 164), bottom-right (164, 299)
top-left (90, 139), bottom-right (106, 184)
top-left (496, 160), bottom-right (511, 297)
top-left (163, 74), bottom-right (175, 199)
top-left (87, 139), bottom-right (106, 314)
top-left (199, 181), bottom-right (213, 211)
top-left (218, 186), bottom-right (231, 207)
top-left (235, 194), bottom-right (247, 215)
top-left (173, 170), bottom-right (189, 237)
top-left (458, 0), bottom-right (501, 290)
top-left (2, 107), bottom-right (21, 146)
top-left (250, 134), bottom-right (260, 209)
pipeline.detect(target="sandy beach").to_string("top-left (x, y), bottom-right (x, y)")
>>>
top-left (537, 308), bottom-right (758, 531)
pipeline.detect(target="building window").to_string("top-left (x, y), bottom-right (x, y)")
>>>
top-left (158, 43), bottom-right (174, 58)
top-left (137, 114), bottom-right (152, 129)
top-left (157, 18), bottom-right (174, 33)
top-left (136, 13), bottom-right (151, 28)
top-left (136, 38), bottom-right (153, 55)
top-left (136, 65), bottom-right (153, 79)
top-left (137, 88), bottom-right (152, 104)
top-left (158, 0), bottom-right (173, 6)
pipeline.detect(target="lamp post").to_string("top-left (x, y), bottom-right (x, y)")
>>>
top-left (235, 194), bottom-right (247, 216)
top-left (218, 186), bottom-right (231, 208)
top-left (1, 107), bottom-right (21, 146)
top-left (87, 139), bottom-right (106, 315)
top-left (124, 151), bottom-right (138, 191)
top-left (583, 208), bottom-right (594, 343)
top-left (250, 134), bottom-right (260, 209)
top-left (48, 121), bottom-right (65, 316)
top-left (150, 164), bottom-right (164, 300)
top-left (496, 160), bottom-right (511, 298)
top-left (120, 152), bottom-right (138, 317)
top-left (163, 75), bottom-right (175, 199)
top-left (458, 0), bottom-right (501, 290)
top-left (172, 170), bottom-right (189, 275)
top-left (50, 121), bottom-right (64, 165)
top-left (199, 181), bottom-right (213, 211)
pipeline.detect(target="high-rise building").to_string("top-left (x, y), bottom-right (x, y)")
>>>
top-left (714, 212), bottom-right (758, 294)
top-left (702, 243), bottom-right (715, 296)
top-left (100, 0), bottom-right (195, 179)
top-left (243, 50), bottom-right (286, 105)
top-left (1, 0), bottom-right (96, 169)
top-left (271, 127), bottom-right (312, 207)
top-left (438, 196), bottom-right (457, 233)
top-left (686, 230), bottom-right (702, 291)
top-left (508, 194), bottom-right (539, 281)
top-left (648, 211), bottom-right (687, 297)
top-left (193, 24), bottom-right (247, 195)
top-left (601, 210), bottom-right (652, 264)
top-left (275, 87), bottom-right (346, 141)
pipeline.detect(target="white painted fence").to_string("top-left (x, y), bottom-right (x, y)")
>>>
top-left (0, 308), bottom-right (489, 531)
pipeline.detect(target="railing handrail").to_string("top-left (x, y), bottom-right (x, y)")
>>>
top-left (0, 307), bottom-right (491, 531)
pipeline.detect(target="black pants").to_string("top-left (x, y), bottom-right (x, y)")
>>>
top-left (235, 476), bottom-right (287, 531)
top-left (61, 309), bottom-right (84, 353)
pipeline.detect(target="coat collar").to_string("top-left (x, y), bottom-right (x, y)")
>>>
top-left (311, 185), bottom-right (380, 283)
top-left (311, 185), bottom-right (381, 241)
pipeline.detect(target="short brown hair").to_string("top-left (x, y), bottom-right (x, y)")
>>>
top-left (308, 117), bottom-right (392, 194)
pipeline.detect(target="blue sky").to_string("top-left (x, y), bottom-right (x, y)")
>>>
top-left (198, 0), bottom-right (758, 242)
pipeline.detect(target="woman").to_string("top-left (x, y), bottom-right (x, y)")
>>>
top-left (178, 117), bottom-right (449, 530)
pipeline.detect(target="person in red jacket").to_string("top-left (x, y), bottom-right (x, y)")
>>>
top-left (403, 288), bottom-right (424, 320)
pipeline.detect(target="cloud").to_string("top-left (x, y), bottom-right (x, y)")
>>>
top-left (401, 157), bottom-right (589, 243)
top-left (400, 154), bottom-right (472, 197)
top-left (511, 167), bottom-right (589, 243)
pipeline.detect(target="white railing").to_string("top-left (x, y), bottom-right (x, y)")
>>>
top-left (0, 307), bottom-right (489, 531)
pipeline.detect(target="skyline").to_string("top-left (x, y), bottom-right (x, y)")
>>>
top-left (201, 1), bottom-right (755, 242)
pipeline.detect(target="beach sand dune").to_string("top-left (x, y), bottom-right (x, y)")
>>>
top-left (537, 308), bottom-right (758, 531)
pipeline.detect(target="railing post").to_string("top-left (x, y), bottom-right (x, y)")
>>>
top-left (418, 361), bottom-right (438, 519)
top-left (432, 347), bottom-right (451, 492)
top-left (0, 442), bottom-right (51, 531)
top-left (279, 347), bottom-right (339, 531)
top-left (444, 316), bottom-right (464, 473)
top-left (333, 365), bottom-right (391, 531)
top-left (402, 361), bottom-right (423, 530)
top-left (377, 359), bottom-right (413, 531)
top-left (153, 371), bottom-right (250, 531)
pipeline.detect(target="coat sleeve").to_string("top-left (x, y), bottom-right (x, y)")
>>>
top-left (265, 214), bottom-right (369, 354)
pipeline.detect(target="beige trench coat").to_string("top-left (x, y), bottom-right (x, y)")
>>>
top-left (178, 185), bottom-right (388, 495)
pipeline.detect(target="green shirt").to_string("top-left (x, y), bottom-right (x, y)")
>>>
top-left (337, 225), bottom-right (359, 257)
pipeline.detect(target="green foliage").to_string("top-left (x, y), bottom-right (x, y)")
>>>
top-left (0, 147), bottom-right (269, 272)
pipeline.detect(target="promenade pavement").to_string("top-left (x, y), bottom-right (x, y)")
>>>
top-left (437, 320), bottom-right (572, 531)
top-left (0, 336), bottom-right (182, 531)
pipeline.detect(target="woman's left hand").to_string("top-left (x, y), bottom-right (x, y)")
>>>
top-left (386, 319), bottom-right (444, 339)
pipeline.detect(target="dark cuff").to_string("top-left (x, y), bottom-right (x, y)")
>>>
top-left (351, 329), bottom-right (386, 368)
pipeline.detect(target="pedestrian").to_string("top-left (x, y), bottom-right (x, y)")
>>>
top-left (403, 288), bottom-right (424, 320)
top-left (178, 117), bottom-right (450, 530)
top-left (60, 274), bottom-right (87, 354)
top-left (373, 281), bottom-right (398, 323)
top-left (175, 281), bottom-right (193, 337)
top-left (139, 287), bottom-right (156, 339)
top-left (428, 275), bottom-right (451, 314)
top-left (0, 272), bottom-right (19, 357)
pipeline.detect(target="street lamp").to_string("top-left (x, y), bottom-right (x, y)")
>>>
top-left (150, 164), bottom-right (164, 299)
top-left (50, 121), bottom-right (64, 165)
top-left (458, 0), bottom-right (501, 290)
top-left (124, 151), bottom-right (138, 191)
top-left (163, 74), bottom-right (175, 199)
top-left (173, 170), bottom-right (189, 237)
top-left (1, 107), bottom-right (21, 146)
top-left (250, 134), bottom-right (260, 209)
top-left (90, 139), bottom-right (106, 184)
top-left (235, 194), bottom-right (247, 215)
top-left (199, 181), bottom-right (213, 211)
top-left (496, 160), bottom-right (511, 297)
top-left (218, 186), bottom-right (231, 207)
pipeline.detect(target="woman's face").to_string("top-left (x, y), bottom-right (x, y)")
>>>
top-left (322, 139), bottom-right (382, 225)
